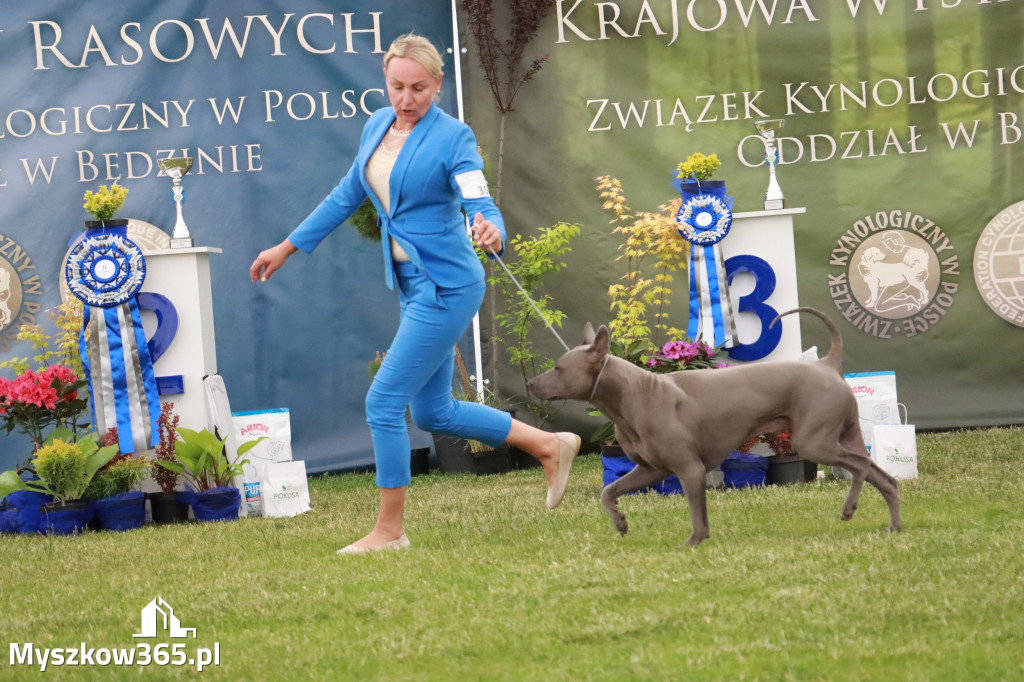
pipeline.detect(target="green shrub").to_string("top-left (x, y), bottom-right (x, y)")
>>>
top-left (86, 456), bottom-right (150, 500)
top-left (32, 439), bottom-right (89, 502)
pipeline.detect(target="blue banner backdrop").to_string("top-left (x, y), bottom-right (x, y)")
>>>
top-left (0, 1), bottom-right (459, 472)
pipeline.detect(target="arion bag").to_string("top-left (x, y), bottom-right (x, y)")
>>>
top-left (231, 408), bottom-right (293, 517)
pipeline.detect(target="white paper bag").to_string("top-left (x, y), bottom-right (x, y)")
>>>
top-left (872, 424), bottom-right (918, 480)
top-left (844, 371), bottom-right (900, 454)
top-left (232, 408), bottom-right (293, 517)
top-left (261, 461), bottom-right (311, 518)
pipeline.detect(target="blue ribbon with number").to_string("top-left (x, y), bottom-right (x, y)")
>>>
top-left (66, 225), bottom-right (160, 454)
top-left (672, 175), bottom-right (737, 348)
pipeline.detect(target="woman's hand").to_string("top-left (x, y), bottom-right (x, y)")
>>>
top-left (471, 212), bottom-right (503, 254)
top-left (250, 240), bottom-right (298, 282)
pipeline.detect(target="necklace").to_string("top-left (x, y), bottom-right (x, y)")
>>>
top-left (389, 125), bottom-right (412, 137)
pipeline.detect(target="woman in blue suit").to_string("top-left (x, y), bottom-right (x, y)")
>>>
top-left (250, 34), bottom-right (580, 554)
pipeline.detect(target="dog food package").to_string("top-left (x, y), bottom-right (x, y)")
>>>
top-left (871, 424), bottom-right (918, 480)
top-left (844, 371), bottom-right (901, 454)
top-left (261, 460), bottom-right (312, 518)
top-left (231, 408), bottom-right (293, 517)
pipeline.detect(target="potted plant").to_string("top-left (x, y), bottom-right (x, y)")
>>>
top-left (149, 401), bottom-right (189, 523)
top-left (85, 428), bottom-right (151, 531)
top-left (153, 427), bottom-right (264, 522)
top-left (0, 428), bottom-right (119, 534)
top-left (674, 151), bottom-right (724, 199)
top-left (82, 183), bottom-right (129, 227)
top-left (0, 311), bottom-right (95, 533)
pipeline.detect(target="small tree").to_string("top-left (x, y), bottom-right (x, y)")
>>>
top-left (595, 176), bottom-right (687, 354)
top-left (462, 0), bottom-right (554, 206)
top-left (463, 0), bottom-right (556, 393)
top-left (486, 222), bottom-right (580, 425)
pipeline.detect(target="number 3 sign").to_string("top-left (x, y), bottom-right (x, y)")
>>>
top-left (718, 208), bottom-right (806, 363)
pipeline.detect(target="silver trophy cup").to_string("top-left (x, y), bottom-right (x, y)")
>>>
top-left (158, 157), bottom-right (195, 248)
top-left (754, 119), bottom-right (785, 210)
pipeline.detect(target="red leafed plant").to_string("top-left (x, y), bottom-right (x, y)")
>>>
top-left (153, 402), bottom-right (180, 494)
top-left (740, 431), bottom-right (793, 456)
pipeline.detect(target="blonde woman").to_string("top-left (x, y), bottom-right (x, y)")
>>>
top-left (251, 34), bottom-right (580, 554)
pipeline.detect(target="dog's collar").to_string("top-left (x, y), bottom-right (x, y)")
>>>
top-left (588, 355), bottom-right (611, 403)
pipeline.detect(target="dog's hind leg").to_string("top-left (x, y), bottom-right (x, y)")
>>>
top-left (600, 463), bottom-right (669, 536)
top-left (677, 469), bottom-right (710, 546)
top-left (865, 461), bottom-right (902, 531)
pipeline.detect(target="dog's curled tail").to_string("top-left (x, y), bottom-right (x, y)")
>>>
top-left (769, 307), bottom-right (843, 371)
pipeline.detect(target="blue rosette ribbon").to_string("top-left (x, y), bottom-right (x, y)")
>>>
top-left (65, 225), bottom-right (159, 454)
top-left (671, 172), bottom-right (738, 348)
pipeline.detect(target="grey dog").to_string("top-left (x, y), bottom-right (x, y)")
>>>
top-left (527, 307), bottom-right (902, 546)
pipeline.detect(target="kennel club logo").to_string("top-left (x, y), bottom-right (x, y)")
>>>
top-left (974, 200), bottom-right (1024, 328)
top-left (828, 210), bottom-right (960, 339)
top-left (0, 232), bottom-right (43, 353)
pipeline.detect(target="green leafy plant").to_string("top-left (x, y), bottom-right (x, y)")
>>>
top-left (0, 428), bottom-right (119, 505)
top-left (677, 152), bottom-right (722, 185)
top-left (82, 183), bottom-right (129, 222)
top-left (84, 428), bottom-right (150, 499)
top-left (486, 222), bottom-right (580, 425)
top-left (153, 427), bottom-right (264, 493)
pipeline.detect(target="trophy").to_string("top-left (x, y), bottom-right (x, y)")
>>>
top-left (158, 157), bottom-right (195, 248)
top-left (754, 119), bottom-right (785, 210)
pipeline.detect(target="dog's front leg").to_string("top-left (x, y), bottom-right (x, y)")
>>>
top-left (600, 463), bottom-right (668, 536)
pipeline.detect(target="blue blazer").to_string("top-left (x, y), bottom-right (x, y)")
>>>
top-left (288, 104), bottom-right (505, 291)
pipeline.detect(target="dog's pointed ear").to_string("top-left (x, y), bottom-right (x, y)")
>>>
top-left (590, 325), bottom-right (611, 357)
top-left (582, 322), bottom-right (595, 345)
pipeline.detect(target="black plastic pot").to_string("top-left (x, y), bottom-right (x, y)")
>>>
top-left (410, 447), bottom-right (431, 476)
top-left (767, 454), bottom-right (813, 485)
top-left (433, 435), bottom-right (513, 476)
top-left (149, 491), bottom-right (189, 524)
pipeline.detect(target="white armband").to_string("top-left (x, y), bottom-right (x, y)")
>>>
top-left (454, 170), bottom-right (490, 200)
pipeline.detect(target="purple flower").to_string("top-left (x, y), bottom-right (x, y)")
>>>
top-left (661, 340), bottom-right (699, 362)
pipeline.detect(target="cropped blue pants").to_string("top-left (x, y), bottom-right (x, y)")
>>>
top-left (366, 261), bottom-right (513, 488)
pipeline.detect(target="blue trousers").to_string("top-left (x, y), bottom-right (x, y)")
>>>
top-left (367, 262), bottom-right (513, 488)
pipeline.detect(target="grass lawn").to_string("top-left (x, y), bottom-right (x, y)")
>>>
top-left (3, 427), bottom-right (1023, 681)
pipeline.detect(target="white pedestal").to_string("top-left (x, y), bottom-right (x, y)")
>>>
top-left (139, 247), bottom-right (222, 433)
top-left (721, 208), bottom-right (805, 363)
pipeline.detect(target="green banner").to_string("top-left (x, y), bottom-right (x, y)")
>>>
top-left (464, 0), bottom-right (1024, 429)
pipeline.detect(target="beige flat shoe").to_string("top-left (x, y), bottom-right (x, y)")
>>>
top-left (546, 432), bottom-right (581, 509)
top-left (336, 533), bottom-right (411, 555)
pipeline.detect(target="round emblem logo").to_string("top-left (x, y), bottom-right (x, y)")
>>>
top-left (828, 210), bottom-right (960, 339)
top-left (0, 234), bottom-right (44, 352)
top-left (974, 201), bottom-right (1024, 328)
